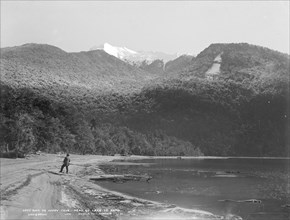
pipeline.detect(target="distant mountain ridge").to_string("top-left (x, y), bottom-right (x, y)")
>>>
top-left (90, 43), bottom-right (179, 65)
top-left (1, 42), bottom-right (288, 102)
top-left (90, 43), bottom-right (138, 60)
top-left (0, 43), bottom-right (157, 103)
top-left (181, 43), bottom-right (289, 81)
top-left (1, 42), bottom-right (289, 157)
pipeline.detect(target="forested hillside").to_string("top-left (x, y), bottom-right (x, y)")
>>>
top-left (181, 43), bottom-right (289, 81)
top-left (123, 76), bottom-right (288, 156)
top-left (1, 44), bottom-right (156, 99)
top-left (0, 84), bottom-right (202, 156)
top-left (165, 55), bottom-right (194, 74)
top-left (0, 43), bottom-right (289, 157)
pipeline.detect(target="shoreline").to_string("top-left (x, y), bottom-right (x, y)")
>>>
top-left (0, 153), bottom-right (225, 220)
top-left (77, 155), bottom-right (225, 219)
top-left (3, 153), bottom-right (285, 219)
top-left (112, 155), bottom-right (290, 160)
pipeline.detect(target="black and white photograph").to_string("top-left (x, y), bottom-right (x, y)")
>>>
top-left (0, 1), bottom-right (289, 219)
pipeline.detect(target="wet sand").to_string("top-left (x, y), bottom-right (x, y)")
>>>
top-left (0, 154), bottom-right (225, 220)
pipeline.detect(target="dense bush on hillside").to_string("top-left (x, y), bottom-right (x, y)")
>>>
top-left (0, 44), bottom-right (157, 98)
top-left (165, 55), bottom-right (194, 74)
top-left (0, 85), bottom-right (203, 156)
top-left (1, 72), bottom-right (288, 156)
top-left (0, 43), bottom-right (289, 157)
top-left (120, 76), bottom-right (288, 156)
top-left (182, 43), bottom-right (289, 81)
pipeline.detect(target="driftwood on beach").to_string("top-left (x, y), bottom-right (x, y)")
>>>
top-left (90, 174), bottom-right (152, 183)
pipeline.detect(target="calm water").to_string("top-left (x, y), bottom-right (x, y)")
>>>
top-left (98, 158), bottom-right (290, 220)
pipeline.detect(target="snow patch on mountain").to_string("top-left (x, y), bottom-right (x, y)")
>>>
top-left (90, 43), bottom-right (179, 65)
top-left (91, 43), bottom-right (137, 60)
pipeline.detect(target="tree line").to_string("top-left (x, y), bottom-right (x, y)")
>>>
top-left (0, 85), bottom-right (203, 157)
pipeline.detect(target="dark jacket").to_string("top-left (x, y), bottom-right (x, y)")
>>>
top-left (63, 156), bottom-right (70, 166)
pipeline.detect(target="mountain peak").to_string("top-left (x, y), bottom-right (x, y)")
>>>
top-left (89, 43), bottom-right (179, 64)
top-left (90, 43), bottom-right (137, 59)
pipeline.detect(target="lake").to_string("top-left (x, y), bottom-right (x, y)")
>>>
top-left (98, 158), bottom-right (290, 220)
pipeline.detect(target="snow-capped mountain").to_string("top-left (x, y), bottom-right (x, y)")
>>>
top-left (90, 43), bottom-right (138, 60)
top-left (90, 43), bottom-right (179, 65)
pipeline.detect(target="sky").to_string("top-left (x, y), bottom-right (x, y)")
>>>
top-left (1, 1), bottom-right (289, 55)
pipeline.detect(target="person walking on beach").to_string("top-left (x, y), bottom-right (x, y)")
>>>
top-left (60, 153), bottom-right (70, 173)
